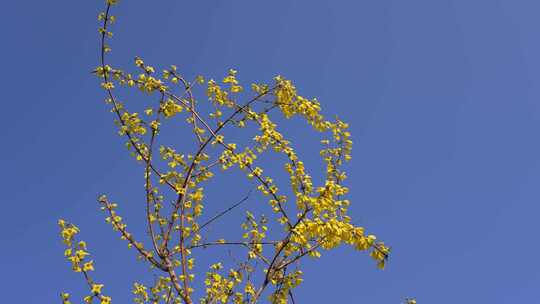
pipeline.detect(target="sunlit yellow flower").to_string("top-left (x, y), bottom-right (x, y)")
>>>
top-left (91, 284), bottom-right (104, 294)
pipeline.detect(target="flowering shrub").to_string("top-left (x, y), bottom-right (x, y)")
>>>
top-left (58, 1), bottom-right (394, 304)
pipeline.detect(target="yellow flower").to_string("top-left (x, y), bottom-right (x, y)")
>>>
top-left (100, 296), bottom-right (112, 304)
top-left (150, 120), bottom-right (160, 130)
top-left (64, 248), bottom-right (72, 257)
top-left (61, 292), bottom-right (71, 304)
top-left (144, 66), bottom-right (155, 74)
top-left (91, 284), bottom-right (104, 294)
top-left (100, 82), bottom-right (114, 90)
top-left (76, 249), bottom-right (90, 259)
top-left (83, 260), bottom-right (95, 272)
top-left (231, 85), bottom-right (243, 93)
top-left (135, 57), bottom-right (144, 67)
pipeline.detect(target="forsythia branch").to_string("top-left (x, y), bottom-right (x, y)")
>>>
top-left (56, 1), bottom-right (401, 304)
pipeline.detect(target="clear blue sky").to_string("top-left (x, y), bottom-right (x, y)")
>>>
top-left (1, 0), bottom-right (539, 303)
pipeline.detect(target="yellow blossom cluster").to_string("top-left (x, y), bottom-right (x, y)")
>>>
top-left (206, 70), bottom-right (242, 108)
top-left (161, 98), bottom-right (184, 118)
top-left (58, 220), bottom-right (92, 273)
top-left (58, 220), bottom-right (111, 304)
top-left (137, 73), bottom-right (167, 93)
top-left (267, 270), bottom-right (303, 304)
top-left (118, 112), bottom-right (147, 136)
top-left (202, 263), bottom-right (243, 304)
top-left (241, 212), bottom-right (268, 260)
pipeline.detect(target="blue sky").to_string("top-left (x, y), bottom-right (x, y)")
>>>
top-left (1, 0), bottom-right (539, 303)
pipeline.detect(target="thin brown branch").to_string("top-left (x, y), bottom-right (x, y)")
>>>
top-left (195, 190), bottom-right (252, 233)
